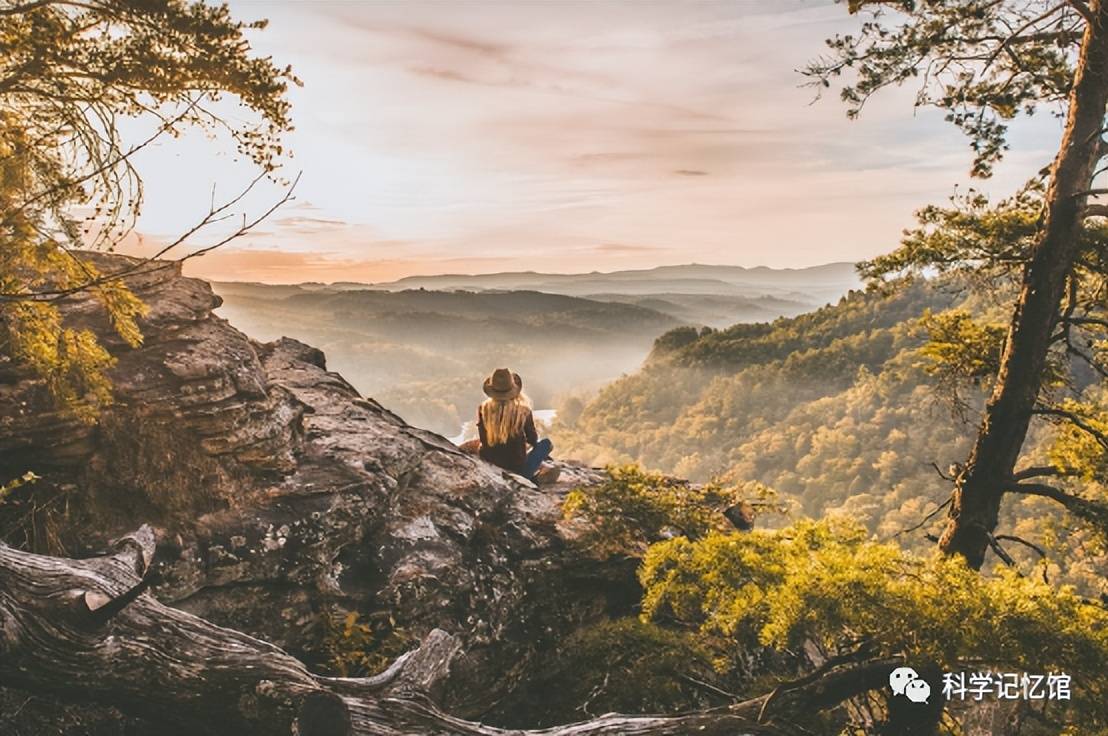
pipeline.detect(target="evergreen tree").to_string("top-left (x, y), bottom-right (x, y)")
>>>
top-left (808, 0), bottom-right (1108, 568)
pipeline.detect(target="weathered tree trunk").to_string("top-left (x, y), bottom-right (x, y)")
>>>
top-left (0, 527), bottom-right (904, 736)
top-left (940, 1), bottom-right (1108, 569)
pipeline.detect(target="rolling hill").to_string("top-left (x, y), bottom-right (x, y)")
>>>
top-left (211, 284), bottom-right (679, 436)
top-left (553, 278), bottom-right (975, 531)
top-left (211, 264), bottom-right (861, 437)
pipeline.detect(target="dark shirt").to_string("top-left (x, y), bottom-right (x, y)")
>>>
top-left (477, 408), bottom-right (537, 476)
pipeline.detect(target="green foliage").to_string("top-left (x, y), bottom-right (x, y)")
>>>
top-left (651, 278), bottom-right (947, 370)
top-left (320, 609), bottom-right (413, 678)
top-left (808, 2), bottom-right (1081, 177)
top-left (0, 0), bottom-right (295, 418)
top-left (917, 309), bottom-right (1006, 382)
top-left (640, 519), bottom-right (1108, 729)
top-left (0, 471), bottom-right (39, 504)
top-left (1049, 397), bottom-right (1108, 483)
top-left (321, 610), bottom-right (377, 677)
top-left (500, 619), bottom-right (724, 727)
top-left (916, 308), bottom-right (1007, 416)
top-left (2, 301), bottom-right (129, 421)
top-left (859, 185), bottom-right (1045, 284)
top-left (563, 465), bottom-right (773, 555)
top-left (652, 325), bottom-right (706, 355)
top-left (0, 0), bottom-right (295, 170)
top-left (0, 114), bottom-right (148, 420)
top-left (555, 275), bottom-right (1108, 593)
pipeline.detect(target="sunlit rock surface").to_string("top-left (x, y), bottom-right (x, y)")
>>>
top-left (0, 254), bottom-right (626, 722)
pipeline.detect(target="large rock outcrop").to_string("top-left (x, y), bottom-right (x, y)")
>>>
top-left (0, 254), bottom-right (632, 725)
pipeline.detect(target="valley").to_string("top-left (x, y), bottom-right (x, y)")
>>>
top-left (211, 262), bottom-right (858, 436)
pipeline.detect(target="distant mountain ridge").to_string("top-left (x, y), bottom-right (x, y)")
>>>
top-left (215, 261), bottom-right (861, 329)
top-left (209, 262), bottom-right (863, 436)
top-left (365, 262), bottom-right (861, 302)
top-left (209, 283), bottom-right (681, 437)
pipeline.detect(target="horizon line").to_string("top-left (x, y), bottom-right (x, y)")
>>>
top-left (205, 259), bottom-right (861, 288)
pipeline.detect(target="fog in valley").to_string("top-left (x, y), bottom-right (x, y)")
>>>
top-left (212, 262), bottom-right (859, 438)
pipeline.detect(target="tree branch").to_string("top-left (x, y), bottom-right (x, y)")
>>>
top-left (1061, 315), bottom-right (1108, 330)
top-left (987, 533), bottom-right (1017, 567)
top-left (1032, 407), bottom-right (1108, 450)
top-left (1009, 483), bottom-right (1108, 527)
top-left (1066, 0), bottom-right (1096, 24)
top-left (0, 95), bottom-right (206, 231)
top-left (0, 173), bottom-right (300, 303)
top-left (894, 495), bottom-right (953, 538)
top-left (1012, 465), bottom-right (1081, 481)
top-left (984, 4), bottom-right (1067, 68)
top-left (994, 534), bottom-right (1047, 560)
top-left (0, 0), bottom-right (57, 16)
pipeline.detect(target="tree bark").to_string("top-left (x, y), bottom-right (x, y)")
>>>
top-left (939, 1), bottom-right (1108, 569)
top-left (0, 527), bottom-right (907, 736)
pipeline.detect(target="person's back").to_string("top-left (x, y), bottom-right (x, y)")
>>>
top-left (475, 368), bottom-right (553, 481)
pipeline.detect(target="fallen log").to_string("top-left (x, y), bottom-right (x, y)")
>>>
top-left (0, 526), bottom-right (899, 735)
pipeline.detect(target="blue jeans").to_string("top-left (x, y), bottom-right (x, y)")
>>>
top-left (523, 438), bottom-right (553, 480)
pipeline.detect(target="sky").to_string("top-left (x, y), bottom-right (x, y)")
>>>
top-left (122, 0), bottom-right (1063, 284)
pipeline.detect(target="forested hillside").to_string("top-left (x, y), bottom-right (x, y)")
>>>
top-left (557, 278), bottom-right (963, 485)
top-left (555, 278), bottom-right (1105, 589)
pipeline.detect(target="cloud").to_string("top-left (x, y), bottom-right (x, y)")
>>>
top-left (590, 242), bottom-right (667, 254)
top-left (179, 247), bottom-right (571, 285)
top-left (273, 214), bottom-right (351, 235)
top-left (372, 23), bottom-right (511, 59)
top-left (408, 66), bottom-right (479, 84)
top-left (142, 0), bottom-right (1060, 280)
top-left (180, 248), bottom-right (442, 284)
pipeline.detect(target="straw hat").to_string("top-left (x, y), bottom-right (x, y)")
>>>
top-left (483, 368), bottom-right (522, 400)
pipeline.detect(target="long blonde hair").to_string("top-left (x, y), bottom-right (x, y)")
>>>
top-left (480, 393), bottom-right (532, 445)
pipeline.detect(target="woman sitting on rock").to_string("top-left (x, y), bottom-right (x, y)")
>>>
top-left (475, 368), bottom-right (556, 483)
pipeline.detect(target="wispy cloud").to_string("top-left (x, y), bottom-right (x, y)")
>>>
top-left (591, 242), bottom-right (667, 254)
top-left (122, 0), bottom-right (1062, 282)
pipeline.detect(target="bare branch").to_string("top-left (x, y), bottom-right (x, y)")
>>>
top-left (894, 495), bottom-right (953, 538)
top-left (0, 173), bottom-right (300, 303)
top-left (0, 95), bottom-right (206, 230)
top-left (994, 534), bottom-right (1047, 560)
top-left (988, 533), bottom-right (1017, 567)
top-left (1012, 465), bottom-right (1081, 481)
top-left (1066, 0), bottom-right (1096, 24)
top-left (0, 0), bottom-right (56, 16)
top-left (1064, 342), bottom-right (1108, 379)
top-left (1032, 407), bottom-right (1108, 449)
top-left (1009, 482), bottom-right (1108, 527)
top-left (1062, 315), bottom-right (1108, 330)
